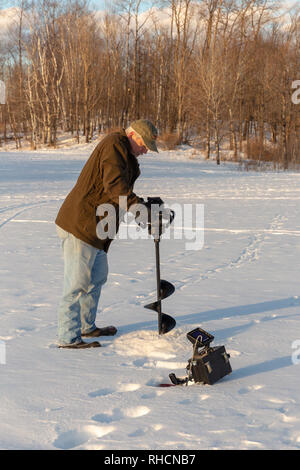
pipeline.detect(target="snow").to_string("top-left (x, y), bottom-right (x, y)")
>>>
top-left (1, 142), bottom-right (300, 450)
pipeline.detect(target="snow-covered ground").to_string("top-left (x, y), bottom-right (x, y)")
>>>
top-left (1, 142), bottom-right (300, 450)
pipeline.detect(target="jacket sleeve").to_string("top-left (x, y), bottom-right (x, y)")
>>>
top-left (100, 141), bottom-right (142, 210)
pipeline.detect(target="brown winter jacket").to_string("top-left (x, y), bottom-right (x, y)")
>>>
top-left (55, 131), bottom-right (142, 252)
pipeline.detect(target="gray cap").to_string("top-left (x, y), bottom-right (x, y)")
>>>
top-left (130, 119), bottom-right (158, 153)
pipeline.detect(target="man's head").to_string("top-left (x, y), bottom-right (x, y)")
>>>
top-left (126, 119), bottom-right (158, 157)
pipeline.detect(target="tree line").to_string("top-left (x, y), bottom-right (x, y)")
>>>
top-left (0, 0), bottom-right (300, 169)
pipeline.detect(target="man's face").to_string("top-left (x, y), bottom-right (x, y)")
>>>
top-left (128, 133), bottom-right (148, 157)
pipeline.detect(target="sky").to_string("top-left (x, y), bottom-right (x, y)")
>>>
top-left (1, 0), bottom-right (299, 21)
top-left (2, 0), bottom-right (300, 14)
top-left (1, 0), bottom-right (155, 11)
top-left (1, 0), bottom-right (105, 9)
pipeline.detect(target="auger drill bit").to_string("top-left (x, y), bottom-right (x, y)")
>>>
top-left (145, 208), bottom-right (176, 335)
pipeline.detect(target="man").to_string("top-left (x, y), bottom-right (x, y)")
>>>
top-left (55, 119), bottom-right (159, 349)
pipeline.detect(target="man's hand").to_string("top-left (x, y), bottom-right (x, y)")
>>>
top-left (136, 197), bottom-right (175, 239)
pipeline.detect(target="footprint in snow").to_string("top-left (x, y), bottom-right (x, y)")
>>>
top-left (123, 406), bottom-right (150, 418)
top-left (0, 335), bottom-right (13, 341)
top-left (92, 408), bottom-right (123, 423)
top-left (16, 326), bottom-right (37, 335)
top-left (53, 425), bottom-right (115, 450)
top-left (128, 428), bottom-right (147, 437)
top-left (117, 383), bottom-right (141, 392)
top-left (281, 414), bottom-right (298, 423)
top-left (241, 440), bottom-right (264, 449)
top-left (141, 390), bottom-right (166, 399)
top-left (238, 384), bottom-right (264, 395)
top-left (92, 406), bottom-right (150, 424)
top-left (127, 422), bottom-right (164, 438)
top-left (88, 388), bottom-right (114, 398)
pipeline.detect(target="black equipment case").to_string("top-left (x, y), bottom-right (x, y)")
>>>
top-left (187, 345), bottom-right (232, 385)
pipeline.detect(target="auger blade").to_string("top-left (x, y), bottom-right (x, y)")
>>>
top-left (160, 279), bottom-right (175, 299)
top-left (160, 313), bottom-right (176, 335)
top-left (144, 280), bottom-right (175, 311)
top-left (145, 218), bottom-right (176, 335)
top-left (144, 280), bottom-right (176, 334)
top-left (144, 300), bottom-right (158, 311)
top-left (144, 302), bottom-right (176, 334)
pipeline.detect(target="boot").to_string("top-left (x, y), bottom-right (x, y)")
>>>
top-left (81, 326), bottom-right (117, 338)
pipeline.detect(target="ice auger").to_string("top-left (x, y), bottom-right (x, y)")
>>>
top-left (144, 198), bottom-right (176, 335)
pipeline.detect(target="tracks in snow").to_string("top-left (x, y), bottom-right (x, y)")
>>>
top-left (174, 214), bottom-right (287, 290)
top-left (0, 199), bottom-right (62, 230)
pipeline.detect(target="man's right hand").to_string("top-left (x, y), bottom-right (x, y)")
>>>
top-left (136, 197), bottom-right (175, 239)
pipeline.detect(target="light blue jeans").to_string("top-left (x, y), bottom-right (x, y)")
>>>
top-left (56, 226), bottom-right (108, 345)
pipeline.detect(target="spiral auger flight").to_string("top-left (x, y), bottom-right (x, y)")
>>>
top-left (144, 207), bottom-right (176, 335)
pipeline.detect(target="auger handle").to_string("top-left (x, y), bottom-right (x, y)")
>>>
top-left (152, 208), bottom-right (175, 242)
